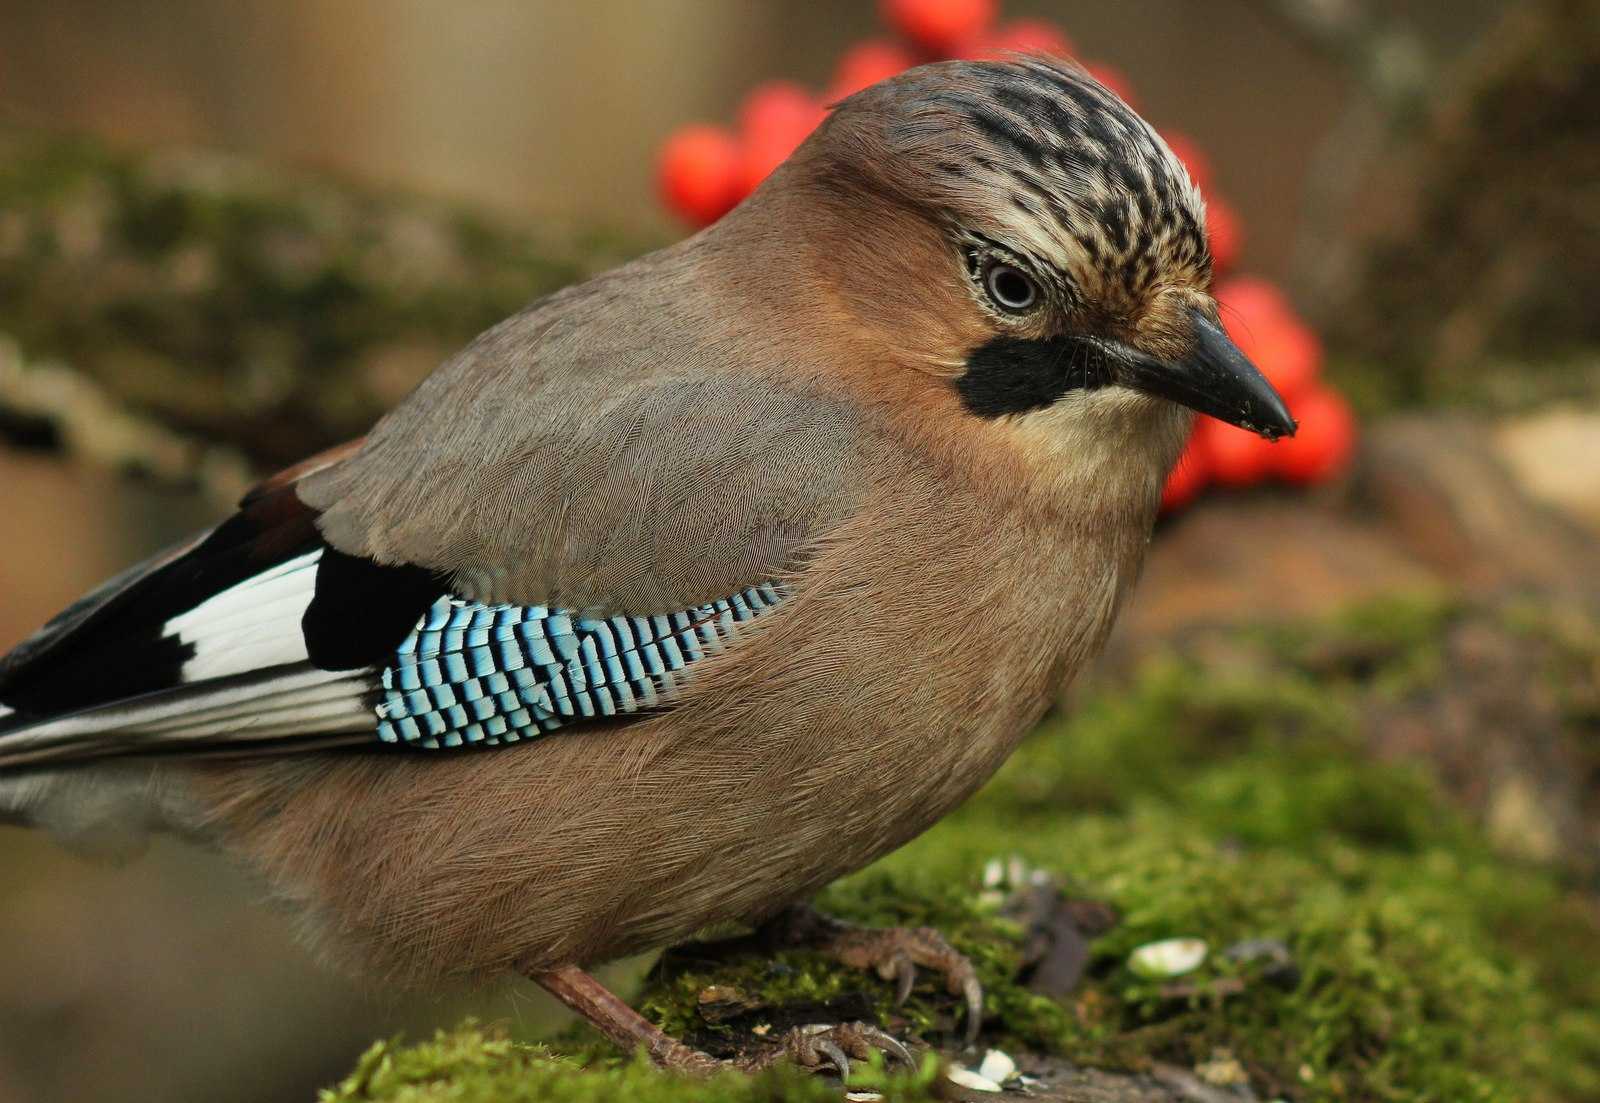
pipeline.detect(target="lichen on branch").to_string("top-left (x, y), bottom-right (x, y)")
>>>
top-left (0, 131), bottom-right (647, 474)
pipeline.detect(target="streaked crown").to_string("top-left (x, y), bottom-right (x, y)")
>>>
top-left (830, 58), bottom-right (1211, 313)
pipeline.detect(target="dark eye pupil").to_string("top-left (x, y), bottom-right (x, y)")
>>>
top-left (987, 264), bottom-right (1036, 311)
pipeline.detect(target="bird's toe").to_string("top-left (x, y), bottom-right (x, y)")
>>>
top-left (823, 922), bottom-right (985, 1043)
top-left (742, 1021), bottom-right (918, 1077)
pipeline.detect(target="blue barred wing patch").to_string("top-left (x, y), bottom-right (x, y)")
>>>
top-left (374, 582), bottom-right (786, 749)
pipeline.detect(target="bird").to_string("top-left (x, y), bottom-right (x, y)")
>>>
top-left (0, 57), bottom-right (1293, 1074)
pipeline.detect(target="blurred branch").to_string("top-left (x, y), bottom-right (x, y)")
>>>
top-left (0, 335), bottom-right (252, 505)
top-left (0, 132), bottom-right (651, 479)
top-left (1326, 0), bottom-right (1600, 403)
top-left (1248, 0), bottom-right (1432, 113)
top-left (1248, 0), bottom-right (1435, 317)
top-left (1263, 0), bottom-right (1600, 412)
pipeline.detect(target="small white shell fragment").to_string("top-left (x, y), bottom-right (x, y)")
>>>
top-left (845, 1092), bottom-right (886, 1102)
top-left (1196, 1049), bottom-right (1248, 1086)
top-left (945, 1065), bottom-right (1004, 1093)
top-left (976, 1049), bottom-right (1017, 1084)
top-left (1128, 937), bottom-right (1208, 978)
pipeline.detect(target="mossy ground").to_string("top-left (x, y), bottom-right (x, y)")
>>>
top-left (320, 1024), bottom-right (941, 1103)
top-left (323, 594), bottom-right (1600, 1103)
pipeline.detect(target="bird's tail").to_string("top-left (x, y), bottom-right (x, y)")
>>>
top-left (0, 467), bottom-right (390, 774)
top-left (0, 662), bottom-right (377, 769)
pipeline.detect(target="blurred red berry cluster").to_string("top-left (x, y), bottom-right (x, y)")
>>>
top-left (657, 0), bottom-right (1356, 512)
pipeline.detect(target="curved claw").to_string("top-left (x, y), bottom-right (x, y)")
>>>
top-left (786, 1022), bottom-right (915, 1078)
top-left (814, 1039), bottom-right (851, 1079)
top-left (759, 907), bottom-right (985, 1050)
top-left (857, 1024), bottom-right (916, 1069)
top-left (890, 954), bottom-right (917, 1005)
top-left (960, 974), bottom-right (984, 1046)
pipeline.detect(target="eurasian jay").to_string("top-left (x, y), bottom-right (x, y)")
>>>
top-left (0, 58), bottom-right (1293, 1073)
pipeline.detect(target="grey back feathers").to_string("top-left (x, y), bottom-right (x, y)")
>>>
top-left (302, 245), bottom-right (875, 616)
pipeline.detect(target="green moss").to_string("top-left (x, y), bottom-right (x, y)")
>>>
top-left (635, 877), bottom-right (1044, 1049)
top-left (1270, 590), bottom-right (1463, 698)
top-left (335, 596), bottom-right (1600, 1102)
top-left (319, 1022), bottom-right (942, 1103)
top-left (1501, 599), bottom-right (1600, 728)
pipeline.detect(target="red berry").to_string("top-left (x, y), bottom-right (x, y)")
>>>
top-left (1215, 276), bottom-right (1292, 330)
top-left (1248, 316), bottom-right (1323, 398)
top-left (737, 133), bottom-right (795, 195)
top-left (735, 83), bottom-right (826, 194)
top-left (1272, 385), bottom-right (1356, 484)
top-left (1160, 432), bottom-right (1210, 513)
top-left (657, 125), bottom-right (741, 227)
top-left (738, 81), bottom-right (825, 141)
top-left (1205, 197), bottom-right (1243, 276)
top-left (1197, 415), bottom-right (1276, 486)
top-left (955, 18), bottom-right (1074, 60)
top-left (829, 40), bottom-right (918, 99)
top-left (1162, 131), bottom-right (1212, 194)
top-left (1082, 61), bottom-right (1137, 107)
top-left (882, 0), bottom-right (998, 55)
top-left (1214, 278), bottom-right (1321, 396)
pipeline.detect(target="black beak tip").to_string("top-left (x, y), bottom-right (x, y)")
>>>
top-left (1248, 398), bottom-right (1298, 442)
top-left (1190, 311), bottom-right (1299, 441)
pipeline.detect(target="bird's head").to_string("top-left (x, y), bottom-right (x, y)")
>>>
top-left (741, 57), bottom-right (1295, 477)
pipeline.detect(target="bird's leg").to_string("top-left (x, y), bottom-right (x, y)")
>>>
top-left (530, 964), bottom-right (914, 1078)
top-left (533, 965), bottom-right (719, 1072)
top-left (750, 903), bottom-right (985, 1045)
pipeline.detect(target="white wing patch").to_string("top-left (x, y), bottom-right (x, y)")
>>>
top-left (164, 550), bottom-right (322, 682)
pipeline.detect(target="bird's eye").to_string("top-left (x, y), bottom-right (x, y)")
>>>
top-left (983, 262), bottom-right (1039, 314)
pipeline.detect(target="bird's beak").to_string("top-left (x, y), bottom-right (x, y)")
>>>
top-left (1118, 310), bottom-right (1297, 440)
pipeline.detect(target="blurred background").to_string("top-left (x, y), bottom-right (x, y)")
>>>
top-left (0, 2), bottom-right (1596, 1101)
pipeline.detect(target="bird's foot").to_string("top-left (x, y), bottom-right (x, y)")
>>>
top-left (735, 1021), bottom-right (916, 1078)
top-left (530, 965), bottom-right (917, 1078)
top-left (754, 903), bottom-right (985, 1046)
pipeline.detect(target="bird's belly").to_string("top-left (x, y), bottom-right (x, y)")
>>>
top-left (177, 630), bottom-right (1061, 984)
top-left (184, 516), bottom-right (1132, 984)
